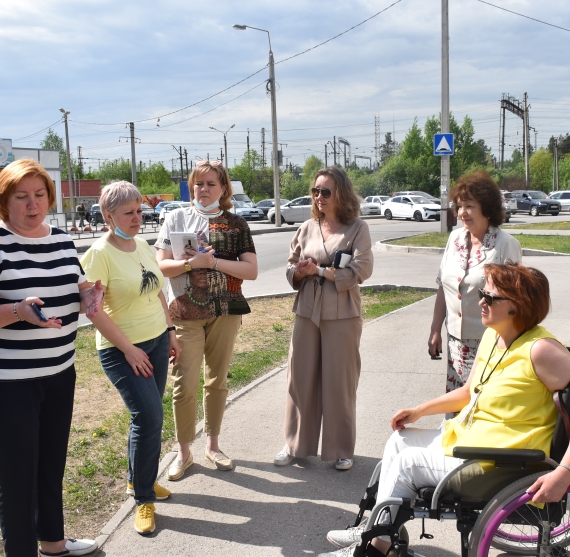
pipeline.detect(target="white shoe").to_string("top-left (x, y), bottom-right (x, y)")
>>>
top-left (273, 446), bottom-right (294, 466)
top-left (168, 453), bottom-right (193, 480)
top-left (39, 538), bottom-right (98, 556)
top-left (327, 519), bottom-right (368, 548)
top-left (318, 542), bottom-right (359, 557)
top-left (335, 458), bottom-right (353, 470)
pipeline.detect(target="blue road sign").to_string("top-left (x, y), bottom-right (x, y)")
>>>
top-left (433, 133), bottom-right (454, 156)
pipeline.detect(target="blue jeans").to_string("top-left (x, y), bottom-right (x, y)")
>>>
top-left (98, 331), bottom-right (169, 505)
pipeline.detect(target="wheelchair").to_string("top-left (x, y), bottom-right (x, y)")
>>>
top-left (348, 383), bottom-right (570, 557)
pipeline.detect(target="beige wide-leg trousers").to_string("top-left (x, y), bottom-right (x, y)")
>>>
top-left (284, 314), bottom-right (363, 461)
top-left (172, 315), bottom-right (242, 443)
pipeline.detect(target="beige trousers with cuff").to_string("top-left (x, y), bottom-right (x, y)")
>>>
top-left (172, 315), bottom-right (242, 443)
top-left (284, 314), bottom-right (363, 461)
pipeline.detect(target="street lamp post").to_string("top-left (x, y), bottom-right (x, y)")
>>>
top-left (209, 124), bottom-right (235, 168)
top-left (59, 108), bottom-right (76, 228)
top-left (233, 24), bottom-right (281, 227)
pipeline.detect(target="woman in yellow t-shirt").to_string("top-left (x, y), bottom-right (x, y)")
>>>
top-left (82, 181), bottom-right (180, 536)
top-left (322, 261), bottom-right (570, 557)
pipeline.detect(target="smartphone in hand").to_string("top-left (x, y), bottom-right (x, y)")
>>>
top-left (31, 303), bottom-right (48, 322)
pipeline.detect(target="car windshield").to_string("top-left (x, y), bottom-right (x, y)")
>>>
top-left (141, 204), bottom-right (153, 210)
top-left (527, 191), bottom-right (547, 199)
top-left (234, 201), bottom-right (246, 208)
top-left (409, 197), bottom-right (432, 205)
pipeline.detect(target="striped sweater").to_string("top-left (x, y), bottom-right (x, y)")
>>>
top-left (0, 225), bottom-right (85, 380)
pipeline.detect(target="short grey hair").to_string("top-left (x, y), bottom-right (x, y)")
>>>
top-left (99, 181), bottom-right (142, 216)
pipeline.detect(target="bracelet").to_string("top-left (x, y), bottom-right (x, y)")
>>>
top-left (558, 464), bottom-right (570, 473)
top-left (13, 302), bottom-right (22, 322)
top-left (167, 326), bottom-right (176, 332)
top-left (213, 258), bottom-right (219, 271)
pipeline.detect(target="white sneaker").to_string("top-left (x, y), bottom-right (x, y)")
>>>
top-left (273, 446), bottom-right (294, 466)
top-left (318, 542), bottom-right (359, 557)
top-left (335, 458), bottom-right (353, 470)
top-left (327, 519), bottom-right (368, 548)
top-left (39, 538), bottom-right (98, 556)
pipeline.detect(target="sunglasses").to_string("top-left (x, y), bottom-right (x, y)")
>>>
top-left (478, 288), bottom-right (508, 306)
top-left (195, 160), bottom-right (223, 168)
top-left (311, 187), bottom-right (332, 199)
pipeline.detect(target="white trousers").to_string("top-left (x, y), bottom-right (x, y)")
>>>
top-left (375, 427), bottom-right (463, 541)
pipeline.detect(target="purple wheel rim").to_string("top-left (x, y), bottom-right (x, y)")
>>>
top-left (478, 487), bottom-right (570, 556)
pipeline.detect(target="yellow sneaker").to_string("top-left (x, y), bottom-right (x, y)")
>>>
top-left (126, 482), bottom-right (171, 500)
top-left (134, 502), bottom-right (155, 535)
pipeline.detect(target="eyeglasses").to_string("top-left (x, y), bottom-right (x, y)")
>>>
top-left (478, 288), bottom-right (508, 306)
top-left (311, 187), bottom-right (332, 199)
top-left (195, 160), bottom-right (223, 168)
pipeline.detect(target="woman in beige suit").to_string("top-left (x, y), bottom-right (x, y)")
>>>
top-left (274, 167), bottom-right (373, 471)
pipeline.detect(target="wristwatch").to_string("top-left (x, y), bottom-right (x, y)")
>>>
top-left (184, 260), bottom-right (193, 272)
top-left (318, 266), bottom-right (325, 277)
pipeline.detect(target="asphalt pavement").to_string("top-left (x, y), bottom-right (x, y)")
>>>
top-left (89, 220), bottom-right (570, 556)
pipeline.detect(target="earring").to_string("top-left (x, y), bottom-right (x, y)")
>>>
top-left (508, 309), bottom-right (516, 316)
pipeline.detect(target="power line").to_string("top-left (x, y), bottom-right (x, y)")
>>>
top-left (68, 0), bottom-right (404, 127)
top-left (475, 0), bottom-right (570, 33)
top-left (14, 119), bottom-right (63, 142)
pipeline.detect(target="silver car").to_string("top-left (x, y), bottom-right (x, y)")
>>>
top-left (548, 191), bottom-right (570, 211)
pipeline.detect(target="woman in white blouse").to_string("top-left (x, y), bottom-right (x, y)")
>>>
top-left (428, 170), bottom-right (522, 393)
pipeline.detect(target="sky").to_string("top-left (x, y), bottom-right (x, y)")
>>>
top-left (1, 0), bottom-right (569, 172)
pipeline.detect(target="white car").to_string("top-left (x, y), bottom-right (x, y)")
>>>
top-left (382, 195), bottom-right (441, 222)
top-left (159, 202), bottom-right (191, 224)
top-left (500, 191), bottom-right (517, 212)
top-left (233, 200), bottom-right (264, 220)
top-left (267, 196), bottom-right (312, 224)
top-left (360, 195), bottom-right (389, 215)
top-left (548, 191), bottom-right (570, 211)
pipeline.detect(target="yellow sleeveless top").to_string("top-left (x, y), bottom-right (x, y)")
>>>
top-left (442, 325), bottom-right (559, 457)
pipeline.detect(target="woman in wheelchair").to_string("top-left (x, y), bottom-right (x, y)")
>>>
top-left (321, 261), bottom-right (570, 557)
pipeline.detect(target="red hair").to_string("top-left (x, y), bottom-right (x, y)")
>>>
top-left (484, 261), bottom-right (550, 332)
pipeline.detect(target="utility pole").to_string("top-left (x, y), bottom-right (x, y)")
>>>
top-left (247, 129), bottom-right (252, 196)
top-left (325, 144), bottom-right (328, 167)
top-left (553, 140), bottom-right (559, 191)
top-left (184, 149), bottom-right (189, 178)
top-left (172, 146), bottom-right (184, 182)
top-left (261, 127), bottom-right (266, 167)
top-left (129, 122), bottom-right (138, 187)
top-left (333, 136), bottom-right (337, 166)
top-left (440, 0), bottom-right (450, 233)
top-left (523, 92), bottom-right (531, 188)
top-left (77, 146), bottom-right (84, 176)
top-left (59, 108), bottom-right (76, 227)
top-left (220, 148), bottom-right (224, 163)
top-left (268, 46), bottom-right (281, 227)
top-left (374, 116), bottom-right (381, 169)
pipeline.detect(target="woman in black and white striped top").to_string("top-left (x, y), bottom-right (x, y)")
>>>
top-left (0, 159), bottom-right (103, 557)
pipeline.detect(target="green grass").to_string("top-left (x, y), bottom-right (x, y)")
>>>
top-left (0, 289), bottom-right (434, 552)
top-left (386, 231), bottom-right (570, 253)
top-left (515, 234), bottom-right (570, 254)
top-left (503, 220), bottom-right (570, 230)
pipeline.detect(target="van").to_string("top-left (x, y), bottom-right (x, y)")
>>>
top-left (230, 181), bottom-right (255, 207)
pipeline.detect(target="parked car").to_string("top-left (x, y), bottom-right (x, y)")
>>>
top-left (548, 191), bottom-right (570, 212)
top-left (500, 190), bottom-right (517, 212)
top-left (360, 195), bottom-right (389, 215)
top-left (159, 202), bottom-right (191, 224)
top-left (233, 201), bottom-right (264, 221)
top-left (503, 205), bottom-right (511, 223)
top-left (255, 198), bottom-right (291, 218)
top-left (154, 201), bottom-right (174, 213)
top-left (141, 203), bottom-right (158, 223)
top-left (511, 190), bottom-right (561, 216)
top-left (382, 195), bottom-right (441, 222)
top-left (89, 204), bottom-right (105, 225)
top-left (267, 196), bottom-right (312, 224)
top-left (392, 191), bottom-right (441, 205)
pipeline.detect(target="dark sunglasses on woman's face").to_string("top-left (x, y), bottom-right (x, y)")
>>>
top-left (311, 187), bottom-right (332, 199)
top-left (478, 288), bottom-right (508, 306)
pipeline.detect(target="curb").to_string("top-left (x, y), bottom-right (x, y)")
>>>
top-left (375, 239), bottom-right (570, 257)
top-left (94, 283), bottom-right (436, 548)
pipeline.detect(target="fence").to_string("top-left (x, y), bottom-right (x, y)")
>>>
top-left (45, 211), bottom-right (161, 240)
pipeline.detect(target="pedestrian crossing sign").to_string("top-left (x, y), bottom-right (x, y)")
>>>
top-left (433, 133), bottom-right (454, 156)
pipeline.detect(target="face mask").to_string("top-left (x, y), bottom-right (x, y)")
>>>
top-left (109, 217), bottom-right (136, 240)
top-left (193, 198), bottom-right (220, 212)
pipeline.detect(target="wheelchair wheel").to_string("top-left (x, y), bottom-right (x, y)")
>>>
top-left (468, 471), bottom-right (570, 556)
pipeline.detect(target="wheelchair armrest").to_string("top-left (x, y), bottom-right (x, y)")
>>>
top-left (452, 446), bottom-right (545, 467)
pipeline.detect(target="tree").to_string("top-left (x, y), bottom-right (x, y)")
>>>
top-left (548, 133), bottom-right (570, 157)
top-left (281, 170), bottom-right (308, 200)
top-left (94, 158), bottom-right (133, 185)
top-left (529, 149), bottom-right (553, 192)
top-left (40, 128), bottom-right (66, 169)
top-left (558, 154), bottom-right (570, 189)
top-left (138, 163), bottom-right (178, 197)
top-left (380, 133), bottom-right (396, 164)
top-left (400, 119), bottom-right (423, 161)
top-left (229, 149), bottom-right (265, 198)
top-left (302, 155), bottom-right (324, 185)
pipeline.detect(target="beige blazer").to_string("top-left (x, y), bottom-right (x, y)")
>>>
top-left (286, 218), bottom-right (373, 325)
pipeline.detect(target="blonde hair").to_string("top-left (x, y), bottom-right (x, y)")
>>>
top-left (310, 167), bottom-right (360, 224)
top-left (99, 181), bottom-right (142, 217)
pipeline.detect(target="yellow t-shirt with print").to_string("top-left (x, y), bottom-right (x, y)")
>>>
top-left (82, 237), bottom-right (166, 350)
top-left (442, 325), bottom-right (559, 457)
